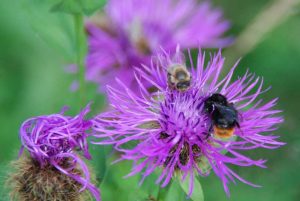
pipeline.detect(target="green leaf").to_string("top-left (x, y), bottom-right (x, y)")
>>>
top-left (178, 175), bottom-right (204, 201)
top-left (164, 181), bottom-right (186, 201)
top-left (140, 172), bottom-right (160, 199)
top-left (51, 0), bottom-right (106, 15)
top-left (99, 158), bottom-right (152, 201)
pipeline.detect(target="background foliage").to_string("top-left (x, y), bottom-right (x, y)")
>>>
top-left (0, 0), bottom-right (300, 200)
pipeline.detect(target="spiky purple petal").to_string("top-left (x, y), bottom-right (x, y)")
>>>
top-left (92, 49), bottom-right (284, 196)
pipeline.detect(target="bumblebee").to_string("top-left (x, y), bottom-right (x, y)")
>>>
top-left (167, 65), bottom-right (191, 92)
top-left (204, 93), bottom-right (240, 138)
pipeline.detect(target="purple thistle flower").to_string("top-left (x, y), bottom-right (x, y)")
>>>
top-left (19, 104), bottom-right (101, 201)
top-left (85, 0), bottom-right (232, 92)
top-left (92, 49), bottom-right (284, 196)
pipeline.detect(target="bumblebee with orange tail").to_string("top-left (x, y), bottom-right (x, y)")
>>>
top-left (204, 93), bottom-right (240, 138)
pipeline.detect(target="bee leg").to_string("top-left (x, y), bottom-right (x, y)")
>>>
top-left (209, 124), bottom-right (214, 133)
top-left (235, 121), bottom-right (240, 128)
top-left (205, 133), bottom-right (212, 140)
top-left (203, 124), bottom-right (213, 140)
top-left (235, 121), bottom-right (244, 136)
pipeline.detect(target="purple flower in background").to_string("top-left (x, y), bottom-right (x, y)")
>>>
top-left (19, 104), bottom-right (101, 201)
top-left (85, 0), bottom-right (231, 92)
top-left (92, 49), bottom-right (284, 196)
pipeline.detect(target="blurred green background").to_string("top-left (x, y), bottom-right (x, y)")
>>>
top-left (0, 0), bottom-right (300, 200)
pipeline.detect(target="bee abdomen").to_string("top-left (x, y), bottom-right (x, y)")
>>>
top-left (213, 126), bottom-right (234, 138)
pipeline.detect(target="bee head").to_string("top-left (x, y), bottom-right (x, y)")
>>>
top-left (176, 81), bottom-right (191, 91)
top-left (204, 93), bottom-right (229, 113)
top-left (208, 93), bottom-right (228, 105)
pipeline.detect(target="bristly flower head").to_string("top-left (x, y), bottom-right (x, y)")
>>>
top-left (92, 48), bottom-right (284, 196)
top-left (85, 0), bottom-right (232, 92)
top-left (18, 104), bottom-right (101, 201)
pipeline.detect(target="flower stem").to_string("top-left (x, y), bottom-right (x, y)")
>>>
top-left (223, 0), bottom-right (299, 73)
top-left (74, 14), bottom-right (87, 107)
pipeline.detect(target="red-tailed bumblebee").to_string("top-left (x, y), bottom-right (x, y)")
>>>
top-left (204, 93), bottom-right (240, 138)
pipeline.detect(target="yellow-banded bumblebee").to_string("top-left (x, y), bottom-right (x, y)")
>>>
top-left (204, 93), bottom-right (240, 138)
top-left (167, 65), bottom-right (191, 92)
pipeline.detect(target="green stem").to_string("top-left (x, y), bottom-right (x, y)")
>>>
top-left (73, 14), bottom-right (86, 107)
